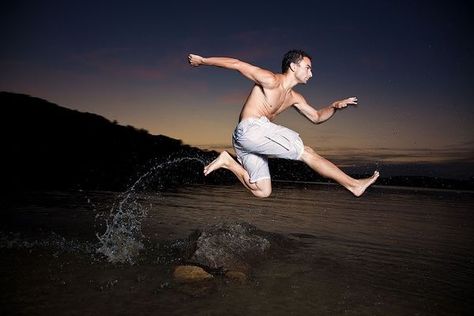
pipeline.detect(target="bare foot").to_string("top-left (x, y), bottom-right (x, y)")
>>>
top-left (204, 151), bottom-right (234, 176)
top-left (350, 171), bottom-right (380, 197)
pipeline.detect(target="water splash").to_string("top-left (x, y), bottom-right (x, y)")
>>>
top-left (96, 156), bottom-right (206, 264)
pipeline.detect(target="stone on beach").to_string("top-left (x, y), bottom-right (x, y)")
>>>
top-left (172, 265), bottom-right (213, 283)
top-left (188, 222), bottom-right (271, 273)
top-left (168, 221), bottom-right (299, 292)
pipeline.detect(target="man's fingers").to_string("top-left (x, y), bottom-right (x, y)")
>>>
top-left (348, 97), bottom-right (358, 105)
top-left (334, 97), bottom-right (358, 109)
top-left (188, 54), bottom-right (202, 67)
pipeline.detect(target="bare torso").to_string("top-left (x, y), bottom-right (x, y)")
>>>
top-left (239, 75), bottom-right (295, 122)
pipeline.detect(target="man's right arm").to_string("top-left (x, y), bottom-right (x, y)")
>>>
top-left (292, 92), bottom-right (358, 124)
top-left (188, 54), bottom-right (277, 88)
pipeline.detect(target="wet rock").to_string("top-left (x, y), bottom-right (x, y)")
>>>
top-left (188, 222), bottom-right (271, 273)
top-left (166, 221), bottom-right (302, 288)
top-left (172, 265), bottom-right (213, 283)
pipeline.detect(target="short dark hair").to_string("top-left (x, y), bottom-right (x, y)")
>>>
top-left (281, 49), bottom-right (312, 73)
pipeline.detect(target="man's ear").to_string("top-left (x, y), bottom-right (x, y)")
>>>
top-left (290, 62), bottom-right (296, 72)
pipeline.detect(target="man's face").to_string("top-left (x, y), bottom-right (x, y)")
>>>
top-left (294, 57), bottom-right (313, 84)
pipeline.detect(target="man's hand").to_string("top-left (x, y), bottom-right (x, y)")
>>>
top-left (331, 97), bottom-right (358, 109)
top-left (188, 54), bottom-right (204, 67)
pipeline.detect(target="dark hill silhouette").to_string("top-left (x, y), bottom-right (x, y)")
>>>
top-left (1, 92), bottom-right (231, 192)
top-left (2, 92), bottom-right (471, 192)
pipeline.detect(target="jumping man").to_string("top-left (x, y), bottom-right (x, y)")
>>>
top-left (188, 50), bottom-right (379, 198)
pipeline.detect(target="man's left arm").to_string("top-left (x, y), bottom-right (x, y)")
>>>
top-left (293, 93), bottom-right (358, 124)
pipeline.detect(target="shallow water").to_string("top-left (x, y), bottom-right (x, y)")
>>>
top-left (1, 183), bottom-right (473, 315)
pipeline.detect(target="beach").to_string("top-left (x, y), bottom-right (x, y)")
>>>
top-left (1, 183), bottom-right (473, 315)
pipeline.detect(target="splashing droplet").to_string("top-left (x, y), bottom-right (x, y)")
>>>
top-left (96, 156), bottom-right (206, 264)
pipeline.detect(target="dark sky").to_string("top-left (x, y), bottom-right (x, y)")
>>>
top-left (1, 0), bottom-right (473, 176)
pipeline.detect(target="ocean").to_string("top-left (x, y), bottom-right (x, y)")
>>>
top-left (1, 183), bottom-right (473, 315)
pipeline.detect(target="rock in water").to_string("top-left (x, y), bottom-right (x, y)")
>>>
top-left (172, 265), bottom-right (217, 297)
top-left (173, 265), bottom-right (213, 283)
top-left (189, 222), bottom-right (271, 272)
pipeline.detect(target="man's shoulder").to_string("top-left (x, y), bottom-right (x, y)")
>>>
top-left (262, 74), bottom-right (285, 89)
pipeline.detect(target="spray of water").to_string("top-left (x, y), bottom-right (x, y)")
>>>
top-left (96, 156), bottom-right (206, 264)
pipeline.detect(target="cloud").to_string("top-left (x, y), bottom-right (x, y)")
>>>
top-left (70, 48), bottom-right (164, 80)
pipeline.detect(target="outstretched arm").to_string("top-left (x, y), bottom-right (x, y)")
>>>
top-left (293, 93), bottom-right (358, 124)
top-left (188, 53), bottom-right (277, 88)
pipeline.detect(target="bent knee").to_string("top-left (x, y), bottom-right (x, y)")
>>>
top-left (253, 188), bottom-right (272, 198)
top-left (251, 181), bottom-right (272, 198)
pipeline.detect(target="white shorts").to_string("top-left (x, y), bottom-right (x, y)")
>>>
top-left (232, 116), bottom-right (304, 183)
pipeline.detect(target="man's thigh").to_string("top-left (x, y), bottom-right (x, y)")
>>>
top-left (239, 152), bottom-right (271, 184)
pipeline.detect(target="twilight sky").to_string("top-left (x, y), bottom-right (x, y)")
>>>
top-left (1, 1), bottom-right (473, 177)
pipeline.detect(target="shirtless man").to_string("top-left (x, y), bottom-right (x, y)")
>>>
top-left (188, 50), bottom-right (379, 198)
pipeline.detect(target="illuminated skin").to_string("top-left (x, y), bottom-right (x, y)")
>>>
top-left (188, 53), bottom-right (379, 197)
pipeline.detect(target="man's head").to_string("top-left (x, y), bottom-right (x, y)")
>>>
top-left (281, 50), bottom-right (312, 73)
top-left (282, 49), bottom-right (313, 84)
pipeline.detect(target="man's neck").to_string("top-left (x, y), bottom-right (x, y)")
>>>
top-left (281, 72), bottom-right (298, 91)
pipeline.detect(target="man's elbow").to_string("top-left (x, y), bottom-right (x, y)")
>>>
top-left (311, 114), bottom-right (321, 124)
